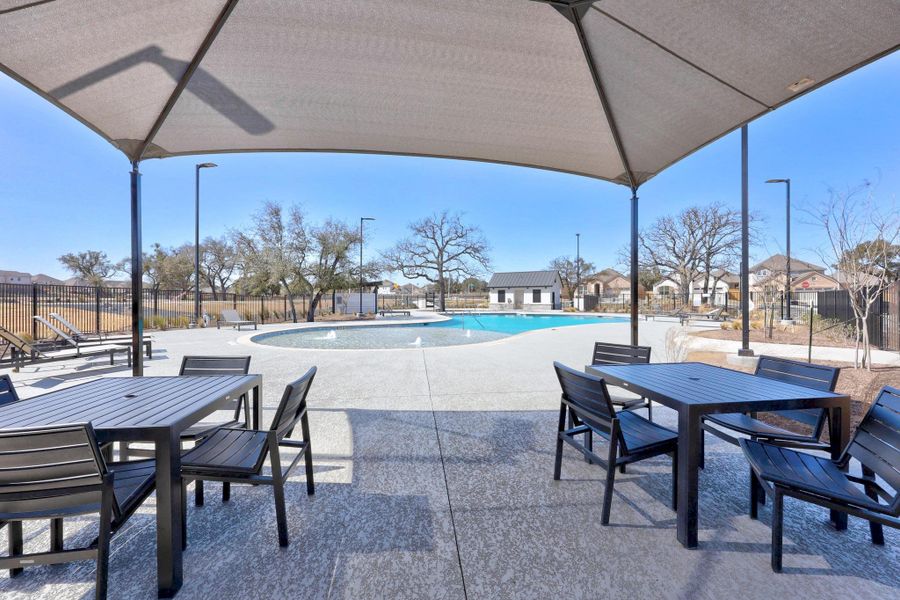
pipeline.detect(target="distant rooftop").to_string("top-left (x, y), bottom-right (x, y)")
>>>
top-left (488, 271), bottom-right (560, 288)
top-left (751, 254), bottom-right (826, 274)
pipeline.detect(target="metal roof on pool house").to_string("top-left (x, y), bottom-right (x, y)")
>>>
top-left (488, 271), bottom-right (562, 288)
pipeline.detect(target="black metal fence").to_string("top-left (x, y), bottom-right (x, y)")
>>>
top-left (0, 283), bottom-right (493, 340)
top-left (0, 283), bottom-right (310, 339)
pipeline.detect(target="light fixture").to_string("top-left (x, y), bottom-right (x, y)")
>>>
top-left (786, 77), bottom-right (815, 93)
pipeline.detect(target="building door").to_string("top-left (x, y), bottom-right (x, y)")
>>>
top-left (513, 289), bottom-right (524, 309)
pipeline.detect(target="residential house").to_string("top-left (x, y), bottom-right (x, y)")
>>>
top-left (0, 270), bottom-right (32, 284)
top-left (31, 273), bottom-right (64, 285)
top-left (376, 280), bottom-right (399, 295)
top-left (488, 271), bottom-right (562, 311)
top-left (652, 270), bottom-right (738, 307)
top-left (749, 254), bottom-right (827, 292)
top-left (580, 268), bottom-right (641, 301)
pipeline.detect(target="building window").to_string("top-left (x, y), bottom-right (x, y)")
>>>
top-left (498, 290), bottom-right (505, 303)
top-left (532, 289), bottom-right (541, 303)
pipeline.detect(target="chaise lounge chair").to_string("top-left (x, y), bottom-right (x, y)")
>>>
top-left (644, 304), bottom-right (687, 322)
top-left (379, 308), bottom-right (411, 316)
top-left (0, 326), bottom-right (130, 372)
top-left (681, 306), bottom-right (725, 323)
top-left (49, 312), bottom-right (151, 344)
top-left (216, 309), bottom-right (257, 330)
top-left (37, 316), bottom-right (152, 359)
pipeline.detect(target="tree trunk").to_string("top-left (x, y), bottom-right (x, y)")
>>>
top-left (306, 291), bottom-right (322, 322)
top-left (438, 278), bottom-right (446, 311)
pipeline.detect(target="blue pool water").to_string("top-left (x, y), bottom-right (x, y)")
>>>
top-left (252, 313), bottom-right (629, 349)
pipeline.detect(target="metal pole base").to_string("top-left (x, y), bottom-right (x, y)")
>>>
top-left (188, 322), bottom-right (197, 329)
top-left (737, 348), bottom-right (755, 357)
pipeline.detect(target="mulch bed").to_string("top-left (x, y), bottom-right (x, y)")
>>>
top-left (686, 350), bottom-right (899, 437)
top-left (694, 327), bottom-right (855, 349)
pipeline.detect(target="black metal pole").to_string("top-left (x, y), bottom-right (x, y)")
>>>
top-left (192, 165), bottom-right (200, 327)
top-left (130, 161), bottom-right (144, 376)
top-left (785, 179), bottom-right (792, 320)
top-left (359, 218), bottom-right (363, 316)
top-left (630, 190), bottom-right (639, 346)
top-left (576, 232), bottom-right (581, 308)
top-left (739, 125), bottom-right (753, 356)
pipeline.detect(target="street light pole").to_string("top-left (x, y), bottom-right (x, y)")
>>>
top-left (766, 178), bottom-right (791, 320)
top-left (191, 162), bottom-right (217, 328)
top-left (359, 217), bottom-right (375, 316)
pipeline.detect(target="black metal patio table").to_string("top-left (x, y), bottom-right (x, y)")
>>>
top-left (0, 374), bottom-right (262, 598)
top-left (584, 362), bottom-right (850, 549)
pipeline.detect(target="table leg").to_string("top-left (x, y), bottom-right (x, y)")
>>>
top-left (676, 408), bottom-right (701, 548)
top-left (829, 403), bottom-right (850, 530)
top-left (252, 384), bottom-right (262, 430)
top-left (155, 430), bottom-right (184, 598)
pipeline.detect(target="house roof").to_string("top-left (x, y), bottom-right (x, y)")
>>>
top-left (751, 254), bottom-right (826, 274)
top-left (488, 271), bottom-right (560, 288)
top-left (586, 268), bottom-right (625, 284)
top-left (0, 270), bottom-right (32, 279)
top-left (31, 273), bottom-right (64, 284)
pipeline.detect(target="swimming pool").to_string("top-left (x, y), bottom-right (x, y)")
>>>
top-left (251, 313), bottom-right (629, 350)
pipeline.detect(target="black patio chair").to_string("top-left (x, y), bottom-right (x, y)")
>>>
top-left (741, 386), bottom-right (900, 572)
top-left (701, 356), bottom-right (840, 502)
top-left (0, 423), bottom-right (156, 600)
top-left (120, 355), bottom-right (252, 504)
top-left (0, 374), bottom-right (19, 405)
top-left (591, 342), bottom-right (654, 420)
top-left (181, 367), bottom-right (316, 547)
top-left (553, 362), bottom-right (677, 525)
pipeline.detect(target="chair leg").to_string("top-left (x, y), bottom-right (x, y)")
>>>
top-left (619, 463), bottom-right (626, 474)
top-left (8, 520), bottom-right (23, 577)
top-left (584, 430), bottom-right (593, 464)
top-left (181, 482), bottom-right (188, 551)
top-left (862, 466), bottom-right (884, 545)
top-left (195, 480), bottom-right (205, 507)
top-left (671, 450), bottom-right (678, 511)
top-left (698, 429), bottom-right (705, 470)
top-left (51, 518), bottom-right (64, 552)
top-left (771, 489), bottom-right (783, 572)
top-left (646, 400), bottom-right (653, 422)
top-left (118, 441), bottom-right (130, 462)
top-left (273, 479), bottom-right (289, 547)
top-left (96, 490), bottom-right (114, 600)
top-left (750, 471), bottom-right (760, 520)
top-left (554, 405), bottom-right (566, 480)
top-left (222, 482), bottom-right (231, 502)
top-left (300, 414), bottom-right (315, 495)
top-left (601, 442), bottom-right (619, 525)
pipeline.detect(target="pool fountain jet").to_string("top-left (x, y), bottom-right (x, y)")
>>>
top-left (409, 336), bottom-right (422, 347)
top-left (465, 330), bottom-right (472, 338)
top-left (318, 330), bottom-right (337, 341)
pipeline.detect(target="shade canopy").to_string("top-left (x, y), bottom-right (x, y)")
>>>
top-left (2, 0), bottom-right (898, 188)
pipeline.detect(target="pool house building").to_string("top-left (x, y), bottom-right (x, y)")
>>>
top-left (488, 271), bottom-right (563, 311)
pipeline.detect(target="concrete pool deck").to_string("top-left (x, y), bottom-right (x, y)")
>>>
top-left (1, 318), bottom-right (898, 599)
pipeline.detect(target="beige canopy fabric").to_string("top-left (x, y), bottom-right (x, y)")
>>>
top-left (2, 0), bottom-right (898, 187)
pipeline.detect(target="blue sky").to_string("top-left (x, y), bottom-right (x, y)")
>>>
top-left (1, 51), bottom-right (898, 282)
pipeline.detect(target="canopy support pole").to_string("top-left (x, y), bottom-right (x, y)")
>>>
top-left (130, 160), bottom-right (144, 376)
top-left (630, 190), bottom-right (639, 346)
top-left (563, 4), bottom-right (641, 344)
top-left (738, 125), bottom-right (753, 357)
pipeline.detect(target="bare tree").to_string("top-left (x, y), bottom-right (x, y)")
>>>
top-left (303, 219), bottom-right (368, 321)
top-left (142, 243), bottom-right (194, 291)
top-left (634, 208), bottom-right (705, 305)
top-left (696, 203), bottom-right (743, 301)
top-left (201, 235), bottom-right (239, 299)
top-left (547, 256), bottom-right (596, 300)
top-left (235, 201), bottom-right (308, 322)
top-left (810, 184), bottom-right (899, 369)
top-left (383, 211), bottom-right (491, 311)
top-left (58, 250), bottom-right (124, 286)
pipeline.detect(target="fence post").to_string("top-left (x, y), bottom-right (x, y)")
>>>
top-left (233, 293), bottom-right (237, 310)
top-left (31, 284), bottom-right (38, 340)
top-left (807, 303), bottom-right (814, 363)
top-left (95, 286), bottom-right (102, 333)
